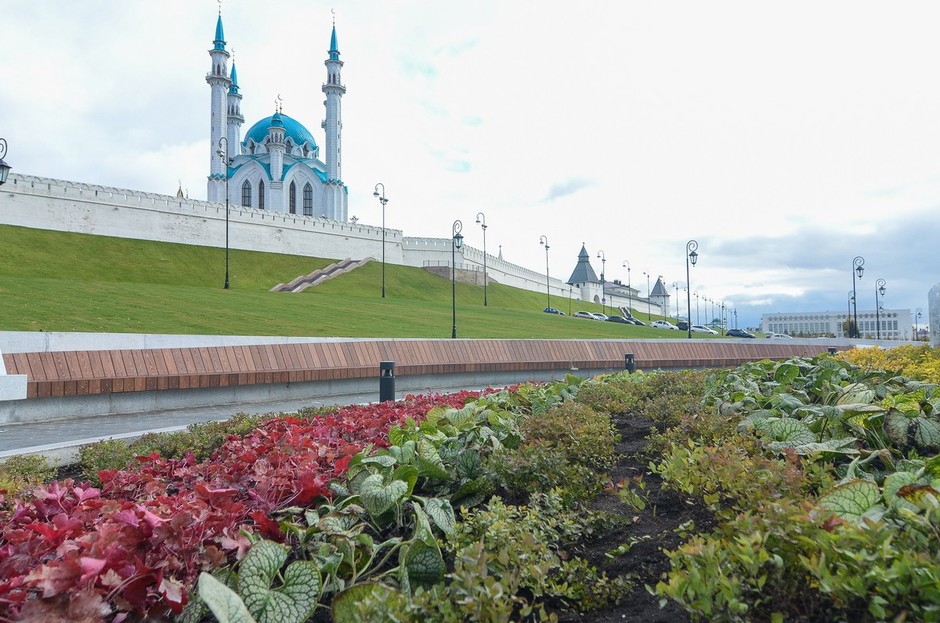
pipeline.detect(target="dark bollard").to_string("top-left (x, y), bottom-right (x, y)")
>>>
top-left (379, 361), bottom-right (396, 402)
top-left (624, 353), bottom-right (636, 374)
top-left (828, 347), bottom-right (837, 355)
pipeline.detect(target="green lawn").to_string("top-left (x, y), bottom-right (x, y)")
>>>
top-left (0, 225), bottom-right (711, 338)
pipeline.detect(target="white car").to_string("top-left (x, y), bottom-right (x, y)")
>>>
top-left (690, 324), bottom-right (718, 335)
top-left (766, 332), bottom-right (793, 339)
top-left (650, 320), bottom-right (680, 330)
top-left (573, 311), bottom-right (595, 319)
top-left (590, 313), bottom-right (609, 321)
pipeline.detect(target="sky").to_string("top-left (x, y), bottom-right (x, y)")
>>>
top-left (2, 0), bottom-right (939, 330)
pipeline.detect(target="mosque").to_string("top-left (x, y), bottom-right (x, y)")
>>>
top-left (205, 14), bottom-right (347, 220)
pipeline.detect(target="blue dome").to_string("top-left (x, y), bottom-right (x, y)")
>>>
top-left (244, 113), bottom-right (317, 148)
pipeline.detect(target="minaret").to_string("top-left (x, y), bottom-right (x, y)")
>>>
top-left (226, 61), bottom-right (244, 165)
top-left (322, 20), bottom-right (346, 219)
top-left (206, 14), bottom-right (231, 203)
top-left (267, 108), bottom-right (286, 212)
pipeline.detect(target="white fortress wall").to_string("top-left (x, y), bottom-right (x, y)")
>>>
top-left (0, 173), bottom-right (652, 307)
top-left (1, 174), bottom-right (403, 263)
top-left (402, 237), bottom-right (570, 298)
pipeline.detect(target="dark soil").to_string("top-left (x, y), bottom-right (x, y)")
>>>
top-left (554, 412), bottom-right (715, 623)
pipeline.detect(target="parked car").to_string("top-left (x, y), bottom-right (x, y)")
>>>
top-left (766, 332), bottom-right (793, 339)
top-left (606, 315), bottom-right (632, 324)
top-left (650, 320), bottom-right (680, 330)
top-left (573, 311), bottom-right (595, 319)
top-left (690, 324), bottom-right (718, 335)
top-left (543, 307), bottom-right (565, 315)
top-left (630, 318), bottom-right (646, 326)
top-left (591, 313), bottom-right (609, 321)
top-left (677, 320), bottom-right (689, 331)
top-left (726, 328), bottom-right (756, 338)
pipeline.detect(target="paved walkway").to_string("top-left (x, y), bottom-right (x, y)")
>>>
top-left (0, 390), bottom-right (382, 465)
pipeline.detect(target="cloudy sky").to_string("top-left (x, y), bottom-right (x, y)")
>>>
top-left (2, 1), bottom-right (938, 329)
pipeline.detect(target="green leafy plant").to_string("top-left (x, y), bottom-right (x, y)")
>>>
top-left (186, 539), bottom-right (320, 623)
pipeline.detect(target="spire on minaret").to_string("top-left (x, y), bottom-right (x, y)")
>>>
top-left (207, 12), bottom-right (232, 203)
top-left (322, 13), bottom-right (347, 220)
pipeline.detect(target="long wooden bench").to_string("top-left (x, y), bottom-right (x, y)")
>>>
top-left (2, 339), bottom-right (843, 400)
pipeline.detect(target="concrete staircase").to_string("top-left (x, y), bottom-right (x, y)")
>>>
top-left (270, 257), bottom-right (373, 292)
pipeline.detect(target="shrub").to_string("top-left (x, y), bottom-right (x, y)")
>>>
top-left (519, 401), bottom-right (618, 471)
top-left (78, 438), bottom-right (135, 485)
top-left (0, 454), bottom-right (55, 502)
top-left (837, 344), bottom-right (940, 383)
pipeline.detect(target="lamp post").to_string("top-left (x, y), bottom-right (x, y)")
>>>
top-left (216, 137), bottom-right (231, 289)
top-left (874, 278), bottom-right (886, 340)
top-left (539, 235), bottom-right (551, 309)
top-left (451, 220), bottom-right (464, 339)
top-left (846, 291), bottom-right (854, 338)
top-left (643, 271), bottom-right (651, 321)
top-left (373, 183), bottom-right (389, 298)
top-left (851, 256), bottom-right (865, 338)
top-left (568, 286), bottom-right (573, 316)
top-left (597, 250), bottom-right (606, 315)
top-left (622, 260), bottom-right (631, 316)
top-left (0, 138), bottom-right (11, 186)
top-left (673, 282), bottom-right (680, 320)
top-left (475, 212), bottom-right (488, 306)
top-left (734, 309), bottom-right (738, 330)
top-left (916, 308), bottom-right (923, 341)
top-left (720, 302), bottom-right (725, 335)
top-left (685, 240), bottom-right (698, 338)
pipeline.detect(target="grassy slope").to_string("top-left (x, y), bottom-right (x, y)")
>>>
top-left (0, 225), bottom-right (702, 338)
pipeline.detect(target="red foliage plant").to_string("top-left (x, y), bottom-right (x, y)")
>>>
top-left (0, 390), bottom-right (478, 620)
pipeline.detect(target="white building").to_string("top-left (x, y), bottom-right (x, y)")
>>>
top-left (761, 309), bottom-right (912, 340)
top-left (206, 15), bottom-right (347, 220)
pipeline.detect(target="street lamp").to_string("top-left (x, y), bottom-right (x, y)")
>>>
top-left (451, 220), bottom-right (464, 339)
top-left (695, 292), bottom-right (700, 325)
top-left (916, 308), bottom-right (923, 341)
top-left (673, 282), bottom-right (680, 320)
top-left (539, 235), bottom-right (551, 309)
top-left (685, 240), bottom-right (698, 338)
top-left (846, 291), bottom-right (855, 338)
top-left (851, 256), bottom-right (865, 338)
top-left (622, 260), bottom-right (631, 316)
top-left (720, 302), bottom-right (725, 335)
top-left (643, 271), bottom-right (651, 321)
top-left (216, 137), bottom-right (231, 289)
top-left (373, 183), bottom-right (389, 298)
top-left (733, 308), bottom-right (738, 330)
top-left (597, 250), bottom-right (606, 315)
top-left (0, 138), bottom-right (11, 186)
top-left (475, 212), bottom-right (488, 306)
top-left (874, 278), bottom-right (886, 340)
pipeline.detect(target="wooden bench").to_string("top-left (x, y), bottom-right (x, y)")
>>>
top-left (1, 339), bottom-right (843, 400)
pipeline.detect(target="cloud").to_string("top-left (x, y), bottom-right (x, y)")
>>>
top-left (543, 178), bottom-right (594, 202)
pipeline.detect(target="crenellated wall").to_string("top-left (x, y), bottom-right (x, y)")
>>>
top-left (0, 173), bottom-right (662, 315)
top-left (1, 174), bottom-right (403, 263)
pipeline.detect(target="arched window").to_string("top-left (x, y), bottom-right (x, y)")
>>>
top-left (241, 180), bottom-right (251, 207)
top-left (303, 183), bottom-right (313, 216)
top-left (258, 180), bottom-right (265, 210)
top-left (289, 182), bottom-right (297, 214)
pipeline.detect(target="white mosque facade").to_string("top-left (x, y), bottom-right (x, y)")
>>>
top-left (206, 16), bottom-right (347, 221)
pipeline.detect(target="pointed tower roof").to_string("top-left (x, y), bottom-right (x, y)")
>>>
top-left (228, 62), bottom-right (239, 94)
top-left (566, 244), bottom-right (600, 284)
top-left (213, 15), bottom-right (226, 51)
top-left (650, 276), bottom-right (669, 296)
top-left (329, 25), bottom-right (340, 60)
